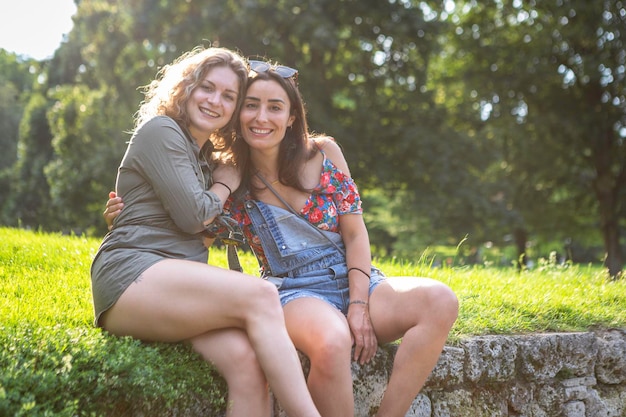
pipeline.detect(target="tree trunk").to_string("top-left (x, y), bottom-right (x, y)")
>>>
top-left (592, 130), bottom-right (624, 280)
top-left (596, 188), bottom-right (623, 280)
top-left (513, 227), bottom-right (528, 271)
top-left (603, 223), bottom-right (623, 280)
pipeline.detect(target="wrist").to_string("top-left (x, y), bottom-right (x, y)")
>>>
top-left (348, 299), bottom-right (368, 307)
top-left (348, 267), bottom-right (371, 280)
top-left (213, 181), bottom-right (232, 196)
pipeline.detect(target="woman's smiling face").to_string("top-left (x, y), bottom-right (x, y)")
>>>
top-left (239, 79), bottom-right (295, 151)
top-left (186, 65), bottom-right (240, 142)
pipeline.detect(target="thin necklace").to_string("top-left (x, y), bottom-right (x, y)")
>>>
top-left (256, 170), bottom-right (280, 185)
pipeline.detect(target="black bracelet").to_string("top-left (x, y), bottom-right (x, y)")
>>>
top-left (349, 299), bottom-right (368, 306)
top-left (213, 181), bottom-right (232, 195)
top-left (348, 267), bottom-right (371, 280)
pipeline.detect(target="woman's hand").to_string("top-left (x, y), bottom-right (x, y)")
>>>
top-left (211, 163), bottom-right (241, 196)
top-left (347, 303), bottom-right (378, 365)
top-left (103, 191), bottom-right (124, 231)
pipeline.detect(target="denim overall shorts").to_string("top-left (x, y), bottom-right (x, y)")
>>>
top-left (244, 200), bottom-right (385, 314)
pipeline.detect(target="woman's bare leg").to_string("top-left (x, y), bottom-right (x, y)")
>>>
top-left (102, 259), bottom-right (321, 417)
top-left (190, 329), bottom-right (270, 417)
top-left (284, 298), bottom-right (354, 417)
top-left (368, 278), bottom-right (458, 417)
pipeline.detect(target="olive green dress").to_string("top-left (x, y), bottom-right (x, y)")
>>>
top-left (90, 116), bottom-right (222, 326)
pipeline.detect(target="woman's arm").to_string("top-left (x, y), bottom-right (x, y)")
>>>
top-left (340, 214), bottom-right (373, 305)
top-left (130, 118), bottom-right (230, 233)
top-left (321, 138), bottom-right (378, 363)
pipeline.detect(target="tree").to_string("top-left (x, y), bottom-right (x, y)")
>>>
top-left (6, 0), bottom-right (620, 276)
top-left (44, 0), bottom-right (486, 246)
top-left (438, 0), bottom-right (625, 277)
top-left (210, 0), bottom-right (490, 250)
top-left (1, 0), bottom-right (491, 253)
top-left (7, 93), bottom-right (55, 228)
top-left (45, 85), bottom-right (129, 234)
top-left (0, 51), bottom-right (39, 224)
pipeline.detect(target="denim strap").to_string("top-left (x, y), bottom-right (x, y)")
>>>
top-left (255, 172), bottom-right (346, 255)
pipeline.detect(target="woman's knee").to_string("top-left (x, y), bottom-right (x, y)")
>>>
top-left (427, 283), bottom-right (459, 327)
top-left (306, 328), bottom-right (352, 373)
top-left (246, 280), bottom-right (283, 317)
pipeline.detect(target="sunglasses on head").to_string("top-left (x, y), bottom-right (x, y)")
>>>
top-left (249, 60), bottom-right (298, 79)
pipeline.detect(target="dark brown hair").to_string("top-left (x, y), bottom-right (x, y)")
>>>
top-left (233, 69), bottom-right (317, 196)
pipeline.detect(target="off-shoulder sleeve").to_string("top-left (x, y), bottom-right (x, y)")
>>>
top-left (333, 171), bottom-right (362, 215)
top-left (320, 156), bottom-right (362, 215)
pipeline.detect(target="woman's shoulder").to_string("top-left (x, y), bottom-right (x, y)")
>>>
top-left (311, 135), bottom-right (336, 149)
top-left (132, 116), bottom-right (188, 145)
top-left (138, 115), bottom-right (181, 133)
top-left (310, 136), bottom-right (350, 175)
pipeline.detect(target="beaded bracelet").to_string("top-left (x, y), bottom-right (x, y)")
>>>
top-left (348, 267), bottom-right (371, 280)
top-left (348, 300), bottom-right (368, 306)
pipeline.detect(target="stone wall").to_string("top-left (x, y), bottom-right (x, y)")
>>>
top-left (276, 329), bottom-right (626, 417)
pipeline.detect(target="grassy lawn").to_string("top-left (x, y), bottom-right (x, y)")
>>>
top-left (1, 227), bottom-right (625, 416)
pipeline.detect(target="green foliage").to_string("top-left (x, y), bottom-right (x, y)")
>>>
top-left (0, 326), bottom-right (226, 417)
top-left (0, 0), bottom-right (623, 278)
top-left (0, 51), bottom-right (56, 228)
top-left (6, 93), bottom-right (55, 229)
top-left (45, 85), bottom-right (130, 235)
top-left (434, 0), bottom-right (626, 276)
top-left (0, 49), bottom-right (37, 173)
top-left (0, 228), bottom-right (227, 416)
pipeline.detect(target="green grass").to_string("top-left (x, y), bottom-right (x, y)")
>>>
top-left (1, 227), bottom-right (625, 416)
top-left (377, 254), bottom-right (626, 340)
top-left (1, 228), bottom-right (227, 416)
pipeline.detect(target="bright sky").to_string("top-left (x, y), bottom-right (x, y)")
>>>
top-left (0, 0), bottom-right (77, 60)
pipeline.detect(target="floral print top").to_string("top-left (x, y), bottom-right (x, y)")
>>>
top-left (225, 148), bottom-right (362, 272)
